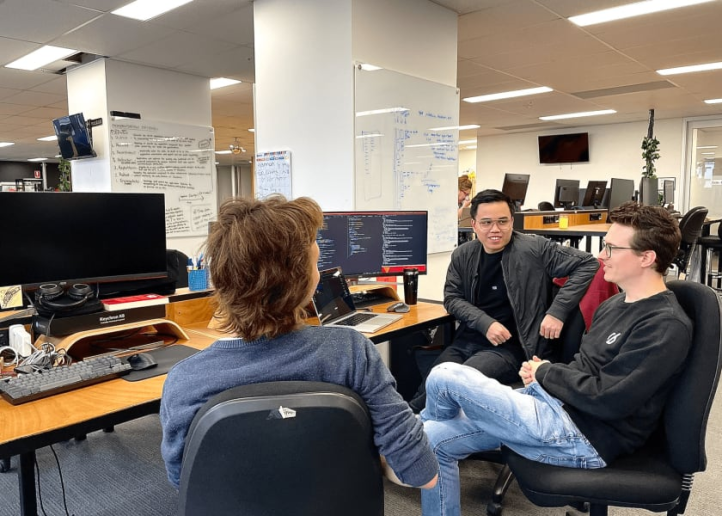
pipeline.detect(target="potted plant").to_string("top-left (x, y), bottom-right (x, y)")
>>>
top-left (640, 109), bottom-right (660, 205)
top-left (58, 158), bottom-right (72, 191)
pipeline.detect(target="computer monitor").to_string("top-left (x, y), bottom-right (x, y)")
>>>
top-left (606, 178), bottom-right (635, 211)
top-left (553, 179), bottom-right (580, 209)
top-left (52, 113), bottom-right (97, 160)
top-left (501, 174), bottom-right (530, 211)
top-left (581, 180), bottom-right (608, 208)
top-left (317, 211), bottom-right (428, 279)
top-left (663, 180), bottom-right (675, 205)
top-left (0, 192), bottom-right (167, 294)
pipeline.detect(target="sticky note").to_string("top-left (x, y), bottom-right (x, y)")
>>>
top-left (0, 285), bottom-right (23, 309)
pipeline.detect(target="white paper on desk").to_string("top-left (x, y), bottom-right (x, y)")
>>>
top-left (0, 285), bottom-right (23, 309)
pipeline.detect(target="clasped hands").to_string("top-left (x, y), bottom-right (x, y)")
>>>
top-left (519, 356), bottom-right (549, 386)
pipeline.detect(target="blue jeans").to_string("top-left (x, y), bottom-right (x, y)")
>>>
top-left (420, 363), bottom-right (605, 516)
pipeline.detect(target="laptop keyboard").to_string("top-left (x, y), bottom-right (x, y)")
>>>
top-left (334, 312), bottom-right (378, 327)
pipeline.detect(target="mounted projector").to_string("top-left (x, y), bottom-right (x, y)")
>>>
top-left (230, 137), bottom-right (245, 154)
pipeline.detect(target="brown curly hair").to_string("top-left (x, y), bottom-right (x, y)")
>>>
top-left (608, 201), bottom-right (681, 274)
top-left (206, 195), bottom-right (323, 340)
top-left (458, 174), bottom-right (472, 193)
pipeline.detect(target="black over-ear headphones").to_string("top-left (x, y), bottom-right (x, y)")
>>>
top-left (35, 283), bottom-right (95, 311)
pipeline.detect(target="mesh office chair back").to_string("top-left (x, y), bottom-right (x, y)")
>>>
top-left (178, 381), bottom-right (384, 516)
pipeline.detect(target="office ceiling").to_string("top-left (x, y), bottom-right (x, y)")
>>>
top-left (1, 0), bottom-right (722, 167)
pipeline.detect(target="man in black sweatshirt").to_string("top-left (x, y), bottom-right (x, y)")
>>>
top-left (420, 202), bottom-right (692, 516)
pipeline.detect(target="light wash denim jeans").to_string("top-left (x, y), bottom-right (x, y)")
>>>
top-left (420, 362), bottom-right (606, 516)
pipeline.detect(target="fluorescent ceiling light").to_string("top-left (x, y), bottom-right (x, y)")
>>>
top-left (112, 0), bottom-right (194, 21)
top-left (697, 145), bottom-right (718, 149)
top-left (458, 139), bottom-right (476, 145)
top-left (539, 109), bottom-right (616, 121)
top-left (464, 145), bottom-right (478, 150)
top-left (359, 63), bottom-right (382, 71)
top-left (215, 150), bottom-right (232, 155)
top-left (658, 61), bottom-right (722, 76)
top-left (5, 45), bottom-right (78, 71)
top-left (430, 124), bottom-right (480, 131)
top-left (248, 128), bottom-right (255, 132)
top-left (356, 133), bottom-right (384, 139)
top-left (463, 86), bottom-right (552, 103)
top-left (28, 157), bottom-right (47, 162)
top-left (569, 0), bottom-right (713, 27)
top-left (356, 107), bottom-right (409, 117)
top-left (37, 135), bottom-right (57, 141)
top-left (704, 98), bottom-right (722, 104)
top-left (210, 77), bottom-right (241, 90)
top-left (701, 152), bottom-right (716, 155)
top-left (0, 142), bottom-right (14, 148)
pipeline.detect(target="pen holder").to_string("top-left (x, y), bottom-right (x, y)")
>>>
top-left (188, 269), bottom-right (209, 291)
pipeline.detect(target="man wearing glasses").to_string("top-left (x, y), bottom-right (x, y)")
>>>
top-left (420, 201), bottom-right (691, 516)
top-left (409, 189), bottom-right (598, 412)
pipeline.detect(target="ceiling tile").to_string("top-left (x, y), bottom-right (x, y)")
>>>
top-left (118, 31), bottom-right (236, 70)
top-left (0, 0), bottom-right (100, 44)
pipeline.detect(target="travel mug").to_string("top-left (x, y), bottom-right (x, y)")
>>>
top-left (403, 268), bottom-right (419, 305)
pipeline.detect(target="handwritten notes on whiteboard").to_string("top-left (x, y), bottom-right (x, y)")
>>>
top-left (109, 119), bottom-right (216, 237)
top-left (255, 150), bottom-right (292, 199)
top-left (354, 67), bottom-right (459, 253)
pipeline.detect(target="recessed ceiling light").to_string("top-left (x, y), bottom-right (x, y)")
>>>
top-left (356, 107), bottom-right (409, 117)
top-left (704, 98), bottom-right (722, 104)
top-left (569, 0), bottom-right (713, 27)
top-left (658, 62), bottom-right (722, 76)
top-left (701, 152), bottom-right (716, 155)
top-left (37, 135), bottom-right (57, 141)
top-left (28, 157), bottom-right (48, 162)
top-left (5, 45), bottom-right (78, 71)
top-left (215, 150), bottom-right (232, 155)
top-left (539, 109), bottom-right (616, 121)
top-left (112, 0), bottom-right (194, 21)
top-left (210, 77), bottom-right (241, 90)
top-left (429, 124), bottom-right (480, 131)
top-left (0, 142), bottom-right (14, 148)
top-left (359, 63), bottom-right (383, 71)
top-left (697, 145), bottom-right (718, 149)
top-left (248, 128), bottom-right (255, 132)
top-left (463, 86), bottom-right (553, 103)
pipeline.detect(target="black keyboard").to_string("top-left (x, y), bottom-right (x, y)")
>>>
top-left (0, 355), bottom-right (132, 405)
top-left (334, 312), bottom-right (377, 327)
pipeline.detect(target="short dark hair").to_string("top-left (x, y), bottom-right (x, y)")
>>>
top-left (470, 189), bottom-right (515, 220)
top-left (608, 201), bottom-right (681, 274)
top-left (206, 195), bottom-right (323, 340)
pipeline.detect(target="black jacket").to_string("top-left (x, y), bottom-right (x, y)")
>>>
top-left (444, 232), bottom-right (599, 359)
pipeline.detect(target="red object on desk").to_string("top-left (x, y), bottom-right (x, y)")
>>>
top-left (101, 293), bottom-right (169, 312)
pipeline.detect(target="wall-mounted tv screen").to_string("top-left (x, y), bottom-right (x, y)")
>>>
top-left (52, 113), bottom-right (97, 160)
top-left (538, 133), bottom-right (589, 164)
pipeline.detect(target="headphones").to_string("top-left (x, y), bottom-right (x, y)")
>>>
top-left (35, 283), bottom-right (95, 312)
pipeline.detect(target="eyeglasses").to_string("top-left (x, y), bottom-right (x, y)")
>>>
top-left (601, 239), bottom-right (635, 258)
top-left (474, 218), bottom-right (511, 230)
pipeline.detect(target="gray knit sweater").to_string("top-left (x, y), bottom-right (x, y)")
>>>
top-left (160, 325), bottom-right (438, 488)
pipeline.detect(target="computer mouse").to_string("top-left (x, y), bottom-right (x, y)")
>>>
top-left (126, 353), bottom-right (158, 371)
top-left (387, 302), bottom-right (410, 313)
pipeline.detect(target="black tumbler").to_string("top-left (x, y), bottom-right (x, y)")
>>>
top-left (403, 267), bottom-right (419, 305)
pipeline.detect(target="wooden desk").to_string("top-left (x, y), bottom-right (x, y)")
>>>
top-left (523, 223), bottom-right (611, 253)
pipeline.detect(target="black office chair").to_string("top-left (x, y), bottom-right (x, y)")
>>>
top-left (673, 206), bottom-right (708, 278)
top-left (538, 201), bottom-right (555, 211)
top-left (178, 381), bottom-right (384, 516)
top-left (502, 280), bottom-right (722, 516)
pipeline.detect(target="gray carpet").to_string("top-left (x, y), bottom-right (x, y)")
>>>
top-left (3, 382), bottom-right (722, 515)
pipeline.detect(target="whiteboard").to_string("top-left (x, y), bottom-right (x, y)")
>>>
top-left (255, 150), bottom-right (292, 199)
top-left (109, 119), bottom-right (216, 237)
top-left (355, 67), bottom-right (459, 254)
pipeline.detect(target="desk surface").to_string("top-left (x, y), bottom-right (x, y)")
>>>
top-left (524, 223), bottom-right (611, 237)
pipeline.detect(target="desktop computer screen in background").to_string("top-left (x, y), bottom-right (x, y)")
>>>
top-left (317, 211), bottom-right (428, 279)
top-left (501, 174), bottom-right (530, 210)
top-left (581, 180), bottom-right (608, 208)
top-left (606, 178), bottom-right (636, 211)
top-left (553, 179), bottom-right (580, 209)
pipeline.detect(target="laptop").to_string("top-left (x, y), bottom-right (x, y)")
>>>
top-left (459, 207), bottom-right (472, 227)
top-left (312, 268), bottom-right (402, 333)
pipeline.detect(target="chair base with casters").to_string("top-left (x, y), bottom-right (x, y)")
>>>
top-left (501, 281), bottom-right (722, 516)
top-left (178, 381), bottom-right (384, 516)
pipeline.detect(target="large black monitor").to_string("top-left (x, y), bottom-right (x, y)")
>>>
top-left (317, 211), bottom-right (428, 279)
top-left (501, 174), bottom-right (530, 210)
top-left (581, 180), bottom-right (608, 208)
top-left (553, 179), bottom-right (580, 209)
top-left (0, 192), bottom-right (167, 294)
top-left (538, 133), bottom-right (590, 164)
top-left (52, 113), bottom-right (97, 160)
top-left (606, 178), bottom-right (635, 211)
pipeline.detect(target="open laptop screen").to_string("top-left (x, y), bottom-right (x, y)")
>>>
top-left (312, 268), bottom-right (355, 325)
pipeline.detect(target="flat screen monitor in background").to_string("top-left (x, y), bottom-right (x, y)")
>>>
top-left (501, 173), bottom-right (530, 210)
top-left (664, 180), bottom-right (675, 205)
top-left (0, 192), bottom-right (167, 293)
top-left (553, 179), bottom-right (580, 209)
top-left (606, 178), bottom-right (636, 211)
top-left (52, 113), bottom-right (97, 160)
top-left (317, 211), bottom-right (428, 279)
top-left (538, 133), bottom-right (590, 164)
top-left (581, 180), bottom-right (608, 208)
